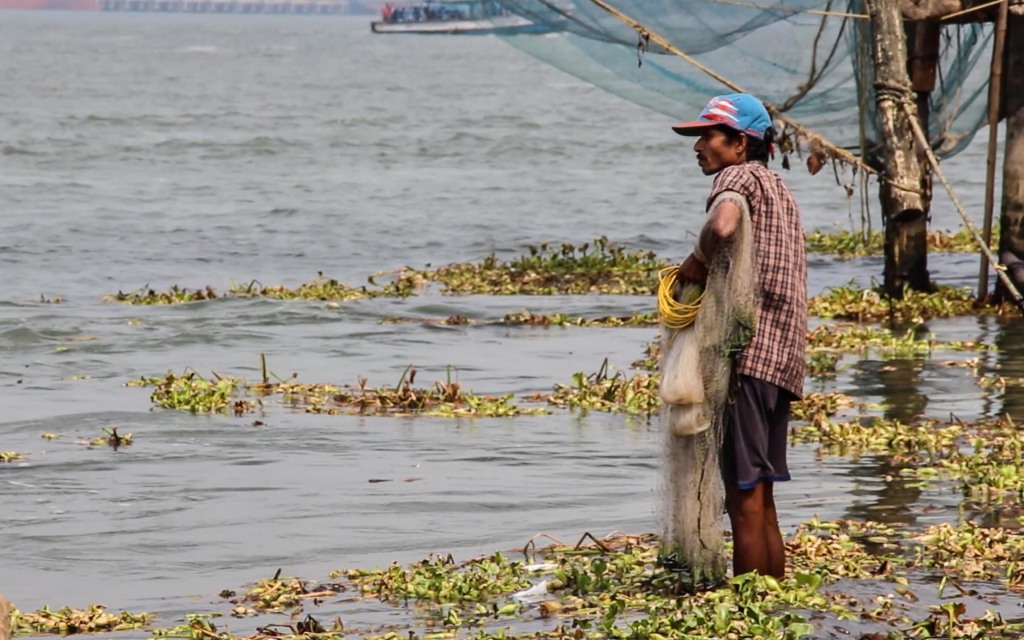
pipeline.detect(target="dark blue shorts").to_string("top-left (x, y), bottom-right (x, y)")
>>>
top-left (721, 374), bottom-right (793, 490)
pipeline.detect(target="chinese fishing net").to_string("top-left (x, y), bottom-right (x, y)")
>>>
top-left (497, 0), bottom-right (994, 162)
top-left (657, 192), bottom-right (757, 587)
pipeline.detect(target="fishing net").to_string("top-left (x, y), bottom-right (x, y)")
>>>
top-left (498, 0), bottom-right (993, 161)
top-left (659, 192), bottom-right (757, 587)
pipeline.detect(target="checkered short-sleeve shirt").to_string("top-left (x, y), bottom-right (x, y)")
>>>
top-left (708, 162), bottom-right (807, 398)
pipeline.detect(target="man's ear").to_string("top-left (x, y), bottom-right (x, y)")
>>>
top-left (736, 133), bottom-right (750, 157)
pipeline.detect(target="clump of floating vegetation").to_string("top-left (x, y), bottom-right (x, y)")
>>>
top-left (805, 282), bottom-right (1017, 322)
top-left (335, 552), bottom-right (531, 605)
top-left (10, 604), bottom-right (153, 635)
top-left (273, 367), bottom-right (542, 418)
top-left (807, 323), bottom-right (932, 355)
top-left (105, 284), bottom-right (219, 305)
top-left (791, 410), bottom-right (1024, 513)
top-left (1, 451), bottom-right (25, 463)
top-left (222, 569), bottom-right (342, 614)
top-left (107, 273), bottom-right (414, 305)
top-left (83, 427), bottom-right (132, 449)
top-left (806, 227), bottom-right (998, 259)
top-left (533, 359), bottom-right (660, 416)
top-left (387, 237), bottom-right (666, 295)
top-left (129, 369), bottom-right (250, 415)
top-left (230, 272), bottom-right (414, 301)
top-left (131, 362), bottom-right (544, 418)
top-left (380, 310), bottom-right (658, 328)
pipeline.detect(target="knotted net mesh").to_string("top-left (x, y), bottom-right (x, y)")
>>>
top-left (498, 0), bottom-right (992, 160)
top-left (659, 192), bottom-right (757, 587)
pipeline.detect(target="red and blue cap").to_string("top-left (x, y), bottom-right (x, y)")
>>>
top-left (672, 93), bottom-right (773, 139)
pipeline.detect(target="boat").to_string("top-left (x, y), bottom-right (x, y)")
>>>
top-left (371, 1), bottom-right (558, 35)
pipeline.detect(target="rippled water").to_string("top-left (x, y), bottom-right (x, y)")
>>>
top-left (1, 10), bottom-right (1021, 628)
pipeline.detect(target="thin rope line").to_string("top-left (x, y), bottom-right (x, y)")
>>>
top-left (940, 0), bottom-right (1006, 21)
top-left (902, 101), bottom-right (1024, 313)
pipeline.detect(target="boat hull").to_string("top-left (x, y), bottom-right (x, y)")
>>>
top-left (371, 14), bottom-right (556, 35)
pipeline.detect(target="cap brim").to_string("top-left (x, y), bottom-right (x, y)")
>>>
top-left (671, 120), bottom-right (717, 136)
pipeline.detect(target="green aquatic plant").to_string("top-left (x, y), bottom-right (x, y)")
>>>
top-left (273, 368), bottom-right (545, 418)
top-left (105, 284), bottom-right (219, 305)
top-left (790, 415), bottom-right (964, 462)
top-left (334, 552), bottom-right (531, 605)
top-left (225, 570), bottom-right (337, 614)
top-left (388, 237), bottom-right (666, 295)
top-left (536, 359), bottom-right (660, 416)
top-left (805, 227), bottom-right (998, 259)
top-left (807, 282), bottom-right (990, 322)
top-left (500, 310), bottom-right (658, 327)
top-left (789, 391), bottom-right (858, 422)
top-left (142, 369), bottom-right (246, 414)
top-left (910, 521), bottom-right (1024, 587)
top-left (109, 273), bottom-right (414, 306)
top-left (806, 351), bottom-right (839, 379)
top-left (380, 311), bottom-right (659, 328)
top-left (806, 323), bottom-right (933, 356)
top-left (136, 360), bottom-right (545, 419)
top-left (150, 614), bottom-right (228, 640)
top-left (11, 604), bottom-right (153, 635)
top-left (230, 271), bottom-right (414, 301)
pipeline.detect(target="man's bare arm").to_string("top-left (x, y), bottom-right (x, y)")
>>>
top-left (677, 198), bottom-right (743, 285)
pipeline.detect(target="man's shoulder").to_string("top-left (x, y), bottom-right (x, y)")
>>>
top-left (711, 163), bottom-right (758, 193)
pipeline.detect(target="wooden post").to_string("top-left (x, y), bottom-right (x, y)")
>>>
top-left (998, 6), bottom-right (1024, 299)
top-left (869, 0), bottom-right (932, 296)
top-left (978, 0), bottom-right (1010, 301)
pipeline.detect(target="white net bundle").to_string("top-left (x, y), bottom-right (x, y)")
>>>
top-left (660, 191), bottom-right (758, 588)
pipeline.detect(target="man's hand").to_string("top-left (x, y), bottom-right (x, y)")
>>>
top-left (677, 253), bottom-right (708, 287)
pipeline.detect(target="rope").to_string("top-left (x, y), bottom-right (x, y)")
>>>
top-left (582, 0), bottom-right (879, 175)
top-left (901, 101), bottom-right (1024, 314)
top-left (940, 0), bottom-right (1006, 21)
top-left (695, 0), bottom-right (868, 19)
top-left (657, 267), bottom-right (705, 329)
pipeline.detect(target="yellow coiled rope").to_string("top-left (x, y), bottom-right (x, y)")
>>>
top-left (657, 266), bottom-right (705, 329)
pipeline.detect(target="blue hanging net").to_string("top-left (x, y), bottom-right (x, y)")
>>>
top-left (497, 0), bottom-right (992, 161)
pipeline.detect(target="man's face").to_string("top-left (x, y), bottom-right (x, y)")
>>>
top-left (692, 127), bottom-right (747, 175)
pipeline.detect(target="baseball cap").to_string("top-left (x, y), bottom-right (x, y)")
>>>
top-left (672, 93), bottom-right (773, 140)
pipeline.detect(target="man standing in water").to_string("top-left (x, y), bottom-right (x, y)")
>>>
top-left (672, 93), bottom-right (807, 579)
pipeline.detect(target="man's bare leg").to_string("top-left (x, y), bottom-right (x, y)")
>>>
top-left (762, 482), bottom-right (785, 578)
top-left (725, 482), bottom-right (770, 576)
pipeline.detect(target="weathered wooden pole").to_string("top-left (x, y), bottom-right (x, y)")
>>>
top-left (998, 4), bottom-right (1024, 299)
top-left (977, 0), bottom-right (1010, 301)
top-left (869, 0), bottom-right (932, 296)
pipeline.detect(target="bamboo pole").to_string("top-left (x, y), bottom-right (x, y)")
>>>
top-left (977, 0), bottom-right (1010, 301)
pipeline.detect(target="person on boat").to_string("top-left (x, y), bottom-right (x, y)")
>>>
top-left (672, 93), bottom-right (807, 580)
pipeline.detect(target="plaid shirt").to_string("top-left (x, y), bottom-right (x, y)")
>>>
top-left (708, 162), bottom-right (807, 398)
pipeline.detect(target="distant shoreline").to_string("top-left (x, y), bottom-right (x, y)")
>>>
top-left (0, 0), bottom-right (380, 13)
